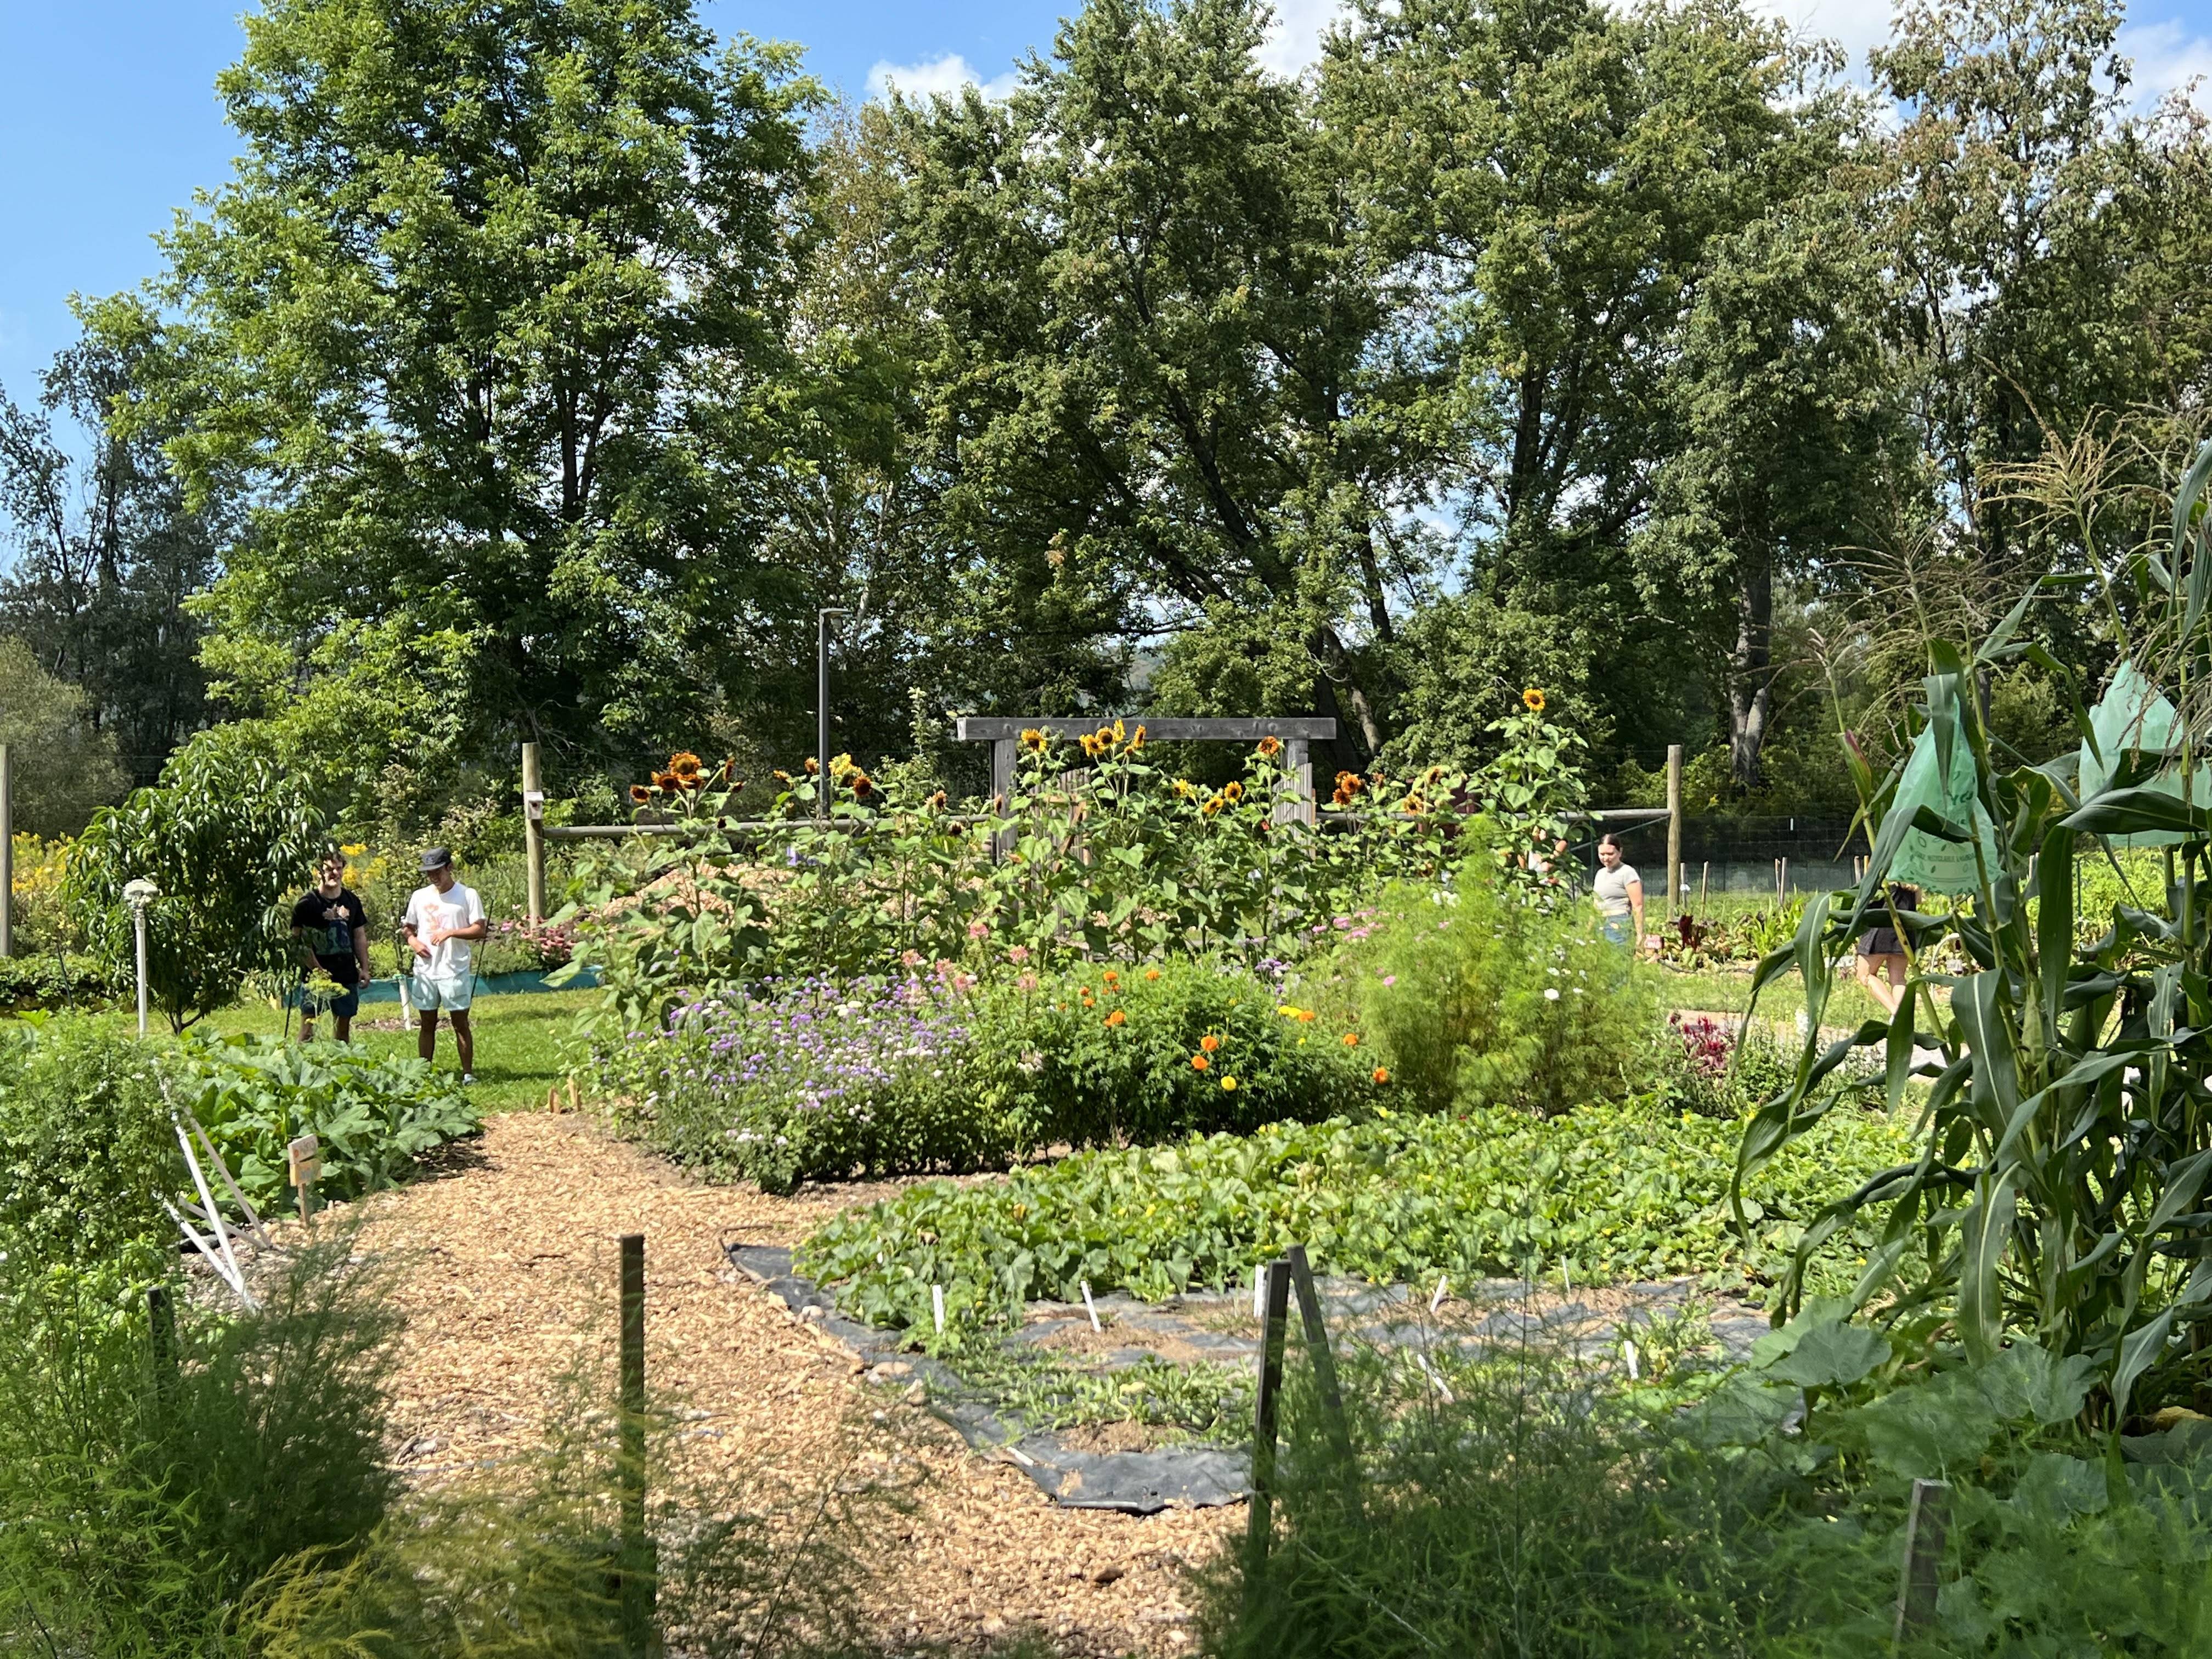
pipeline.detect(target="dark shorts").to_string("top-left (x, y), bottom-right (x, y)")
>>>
top-left (290, 983), bottom-right (361, 1019)
top-left (1858, 928), bottom-right (1904, 958)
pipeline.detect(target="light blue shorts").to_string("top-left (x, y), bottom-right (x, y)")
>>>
top-left (407, 971), bottom-right (475, 1013)
top-left (1600, 913), bottom-right (1634, 947)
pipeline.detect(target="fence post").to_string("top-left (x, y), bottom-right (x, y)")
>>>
top-left (618, 1233), bottom-right (655, 1657)
top-left (1664, 743), bottom-right (1683, 912)
top-left (991, 737), bottom-right (1017, 859)
top-left (522, 741), bottom-right (545, 924)
top-left (1893, 1477), bottom-right (1949, 1647)
top-left (1283, 1245), bottom-right (1352, 1464)
top-left (1244, 1257), bottom-right (1293, 1594)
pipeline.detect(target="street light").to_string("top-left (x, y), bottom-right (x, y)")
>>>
top-left (816, 607), bottom-right (850, 823)
top-left (122, 878), bottom-right (159, 1037)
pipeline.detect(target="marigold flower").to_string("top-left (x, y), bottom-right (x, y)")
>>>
top-left (1297, 1009), bottom-right (1316, 1023)
top-left (1143, 967), bottom-right (1160, 980)
top-left (1220, 1075), bottom-right (1238, 1092)
top-left (1257, 736), bottom-right (1282, 759)
top-left (1373, 1065), bottom-right (1390, 1084)
top-left (1341, 1032), bottom-right (1360, 1047)
top-left (1223, 781), bottom-right (1244, 803)
top-left (1200, 1033), bottom-right (1221, 1053)
top-left (1191, 1053), bottom-right (1210, 1071)
top-left (1105, 1009), bottom-right (1126, 1028)
top-left (1103, 969), bottom-right (1119, 985)
top-left (629, 784), bottom-right (653, 803)
top-left (1523, 686), bottom-right (1547, 713)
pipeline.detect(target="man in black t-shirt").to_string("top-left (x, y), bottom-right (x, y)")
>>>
top-left (290, 850), bottom-right (371, 1041)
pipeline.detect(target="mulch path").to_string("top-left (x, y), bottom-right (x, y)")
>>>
top-left (351, 1111), bottom-right (1231, 1655)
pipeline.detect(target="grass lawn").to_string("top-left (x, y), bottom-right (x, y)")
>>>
top-left (85, 988), bottom-right (601, 1118)
top-left (1653, 963), bottom-right (1893, 1031)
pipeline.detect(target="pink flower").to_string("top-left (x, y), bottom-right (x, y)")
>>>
top-left (967, 919), bottom-right (990, 940)
top-left (1007, 945), bottom-right (1031, 964)
top-left (899, 949), bottom-right (924, 969)
top-left (1016, 972), bottom-right (1037, 991)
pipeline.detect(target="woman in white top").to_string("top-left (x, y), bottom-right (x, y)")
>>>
top-left (1592, 833), bottom-right (1644, 950)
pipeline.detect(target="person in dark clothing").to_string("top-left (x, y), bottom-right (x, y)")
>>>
top-left (1855, 883), bottom-right (1918, 1018)
top-left (290, 850), bottom-right (371, 1041)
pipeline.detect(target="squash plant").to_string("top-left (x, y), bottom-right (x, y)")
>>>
top-left (1738, 439), bottom-right (2212, 1423)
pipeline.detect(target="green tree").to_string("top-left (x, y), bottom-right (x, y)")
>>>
top-left (0, 638), bottom-right (128, 836)
top-left (100, 0), bottom-right (817, 794)
top-left (65, 731), bottom-right (323, 1030)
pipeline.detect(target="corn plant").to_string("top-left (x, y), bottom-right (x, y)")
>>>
top-left (1737, 439), bottom-right (2212, 1423)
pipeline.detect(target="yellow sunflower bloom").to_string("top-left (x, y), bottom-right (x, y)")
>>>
top-left (1523, 687), bottom-right (1546, 713)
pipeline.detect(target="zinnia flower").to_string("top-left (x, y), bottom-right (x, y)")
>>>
top-left (1373, 1066), bottom-right (1390, 1084)
top-left (1144, 967), bottom-right (1160, 980)
top-left (1522, 687), bottom-right (1547, 712)
top-left (1200, 1034), bottom-right (1221, 1053)
top-left (1105, 1009), bottom-right (1126, 1028)
top-left (1191, 1054), bottom-right (1210, 1071)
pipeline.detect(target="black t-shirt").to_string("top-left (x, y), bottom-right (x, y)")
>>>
top-left (290, 887), bottom-right (368, 986)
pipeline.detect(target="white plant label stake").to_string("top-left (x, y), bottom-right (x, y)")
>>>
top-left (1081, 1280), bottom-right (1101, 1333)
top-left (931, 1284), bottom-right (945, 1334)
top-left (1624, 1339), bottom-right (1640, 1381)
top-left (1430, 1276), bottom-right (1449, 1314)
top-left (1253, 1265), bottom-right (1265, 1321)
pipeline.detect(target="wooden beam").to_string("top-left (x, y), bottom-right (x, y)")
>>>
top-left (955, 716), bottom-right (1337, 742)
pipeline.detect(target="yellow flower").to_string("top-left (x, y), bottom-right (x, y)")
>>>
top-left (1523, 687), bottom-right (1547, 713)
top-left (1021, 727), bottom-right (1048, 753)
top-left (1110, 718), bottom-right (1127, 746)
top-left (1127, 724), bottom-right (1147, 753)
top-left (1220, 1075), bottom-right (1238, 1092)
top-left (339, 843), bottom-right (367, 857)
top-left (1223, 781), bottom-right (1244, 803)
top-left (1201, 795), bottom-right (1224, 816)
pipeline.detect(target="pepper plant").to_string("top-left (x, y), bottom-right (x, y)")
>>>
top-left (1737, 439), bottom-right (2212, 1423)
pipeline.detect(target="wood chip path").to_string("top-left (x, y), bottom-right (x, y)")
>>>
top-left (353, 1112), bottom-right (1231, 1655)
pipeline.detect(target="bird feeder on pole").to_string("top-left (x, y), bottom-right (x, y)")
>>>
top-left (122, 878), bottom-right (160, 1037)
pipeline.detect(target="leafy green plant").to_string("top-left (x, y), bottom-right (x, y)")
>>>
top-left (178, 1033), bottom-right (479, 1209)
top-left (1344, 874), bottom-right (1658, 1116)
top-left (797, 1098), bottom-right (1914, 1334)
top-left (1739, 440), bottom-right (2212, 1421)
top-left (64, 731), bottom-right (325, 1030)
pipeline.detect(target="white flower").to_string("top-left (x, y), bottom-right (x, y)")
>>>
top-left (1544, 987), bottom-right (1561, 1001)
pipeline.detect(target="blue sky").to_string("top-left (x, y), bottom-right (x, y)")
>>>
top-left (3, 0), bottom-right (2211, 415)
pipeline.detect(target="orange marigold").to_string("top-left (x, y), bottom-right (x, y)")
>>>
top-left (1190, 1053), bottom-right (1210, 1071)
top-left (1102, 969), bottom-right (1119, 986)
top-left (1105, 1009), bottom-right (1127, 1028)
top-left (1341, 1032), bottom-right (1360, 1047)
top-left (1373, 1065), bottom-right (1390, 1085)
top-left (1199, 1033), bottom-right (1221, 1053)
top-left (1144, 967), bottom-right (1161, 980)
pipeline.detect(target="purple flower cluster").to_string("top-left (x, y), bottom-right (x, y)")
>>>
top-left (626, 974), bottom-right (978, 1135)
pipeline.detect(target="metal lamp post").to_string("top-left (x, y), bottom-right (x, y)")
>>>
top-left (122, 878), bottom-right (160, 1037)
top-left (816, 607), bottom-right (850, 823)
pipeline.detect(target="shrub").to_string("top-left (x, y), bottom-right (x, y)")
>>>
top-left (1345, 876), bottom-right (1658, 1116)
top-left (0, 1018), bottom-right (176, 1277)
top-left (795, 1097), bottom-right (1915, 1333)
top-left (64, 732), bottom-right (325, 1030)
top-left (597, 961), bottom-right (1381, 1193)
top-left (0, 951), bottom-right (124, 1011)
top-left (178, 1033), bottom-right (481, 1210)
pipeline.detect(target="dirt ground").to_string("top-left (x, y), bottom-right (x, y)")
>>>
top-left (349, 1111), bottom-right (1235, 1655)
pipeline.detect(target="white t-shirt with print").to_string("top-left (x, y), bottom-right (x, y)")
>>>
top-left (404, 882), bottom-right (486, 979)
top-left (1593, 862), bottom-right (1641, 918)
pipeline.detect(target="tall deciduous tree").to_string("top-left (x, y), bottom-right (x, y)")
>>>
top-left (101, 0), bottom-right (816, 799)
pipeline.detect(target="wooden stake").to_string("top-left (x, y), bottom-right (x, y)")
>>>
top-left (568, 1074), bottom-right (582, 1113)
top-left (1284, 1245), bottom-right (1353, 1464)
top-left (618, 1234), bottom-right (655, 1657)
top-left (1893, 1477), bottom-right (1949, 1649)
top-left (522, 740), bottom-right (546, 924)
top-left (1664, 742), bottom-right (1683, 911)
top-left (1244, 1259), bottom-right (1293, 1591)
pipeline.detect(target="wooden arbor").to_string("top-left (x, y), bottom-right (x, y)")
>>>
top-left (954, 716), bottom-right (1333, 829)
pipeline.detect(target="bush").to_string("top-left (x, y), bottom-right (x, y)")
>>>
top-left (0, 1240), bottom-right (400, 1654)
top-left (795, 1097), bottom-right (1915, 1332)
top-left (597, 961), bottom-right (1382, 1193)
top-left (0, 951), bottom-right (124, 1010)
top-left (65, 732), bottom-right (325, 1030)
top-left (1345, 876), bottom-right (1657, 1117)
top-left (0, 1018), bottom-right (176, 1277)
top-left (178, 1033), bottom-right (481, 1210)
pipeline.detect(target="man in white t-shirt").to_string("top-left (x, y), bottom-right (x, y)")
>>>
top-left (403, 846), bottom-right (488, 1083)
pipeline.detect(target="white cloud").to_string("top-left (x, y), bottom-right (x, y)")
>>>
top-left (1746, 0), bottom-right (1896, 73)
top-left (2120, 18), bottom-right (2212, 114)
top-left (865, 52), bottom-right (1020, 103)
top-left (1256, 0), bottom-right (1347, 77)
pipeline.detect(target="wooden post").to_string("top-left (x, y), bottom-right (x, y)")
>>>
top-left (1780, 856), bottom-right (1790, 897)
top-left (0, 742), bottom-right (14, 958)
top-left (618, 1233), bottom-right (654, 1656)
top-left (1664, 743), bottom-right (1683, 914)
top-left (1244, 1257), bottom-right (1292, 1587)
top-left (521, 741), bottom-right (545, 924)
top-left (1699, 861), bottom-right (1710, 915)
top-left (991, 737), bottom-right (1017, 859)
top-left (1893, 1478), bottom-right (1949, 1647)
top-left (1281, 738), bottom-right (1315, 827)
top-left (287, 1134), bottom-right (321, 1225)
top-left (1284, 1245), bottom-right (1352, 1464)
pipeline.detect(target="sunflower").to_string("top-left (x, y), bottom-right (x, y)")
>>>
top-left (1522, 686), bottom-right (1547, 713)
top-left (1174, 778), bottom-right (1198, 799)
top-left (1334, 771), bottom-right (1363, 795)
top-left (1126, 724), bottom-right (1147, 753)
top-left (926, 789), bottom-right (948, 810)
top-left (1104, 1009), bottom-right (1126, 1028)
top-left (1190, 1053), bottom-right (1210, 1071)
top-left (1223, 781), bottom-right (1244, 804)
top-left (1330, 787), bottom-right (1355, 808)
top-left (1110, 719), bottom-right (1126, 747)
top-left (850, 773), bottom-right (874, 799)
top-left (1021, 727), bottom-right (1048, 753)
top-left (668, 751), bottom-right (704, 783)
top-left (718, 757), bottom-right (739, 783)
top-left (629, 784), bottom-right (653, 804)
top-left (1079, 731), bottom-right (1106, 759)
top-left (804, 758), bottom-right (820, 776)
top-left (774, 769), bottom-right (793, 786)
top-left (652, 771), bottom-right (681, 792)
top-left (1257, 736), bottom-right (1282, 759)
top-left (1201, 795), bottom-right (1224, 816)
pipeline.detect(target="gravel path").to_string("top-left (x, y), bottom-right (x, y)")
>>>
top-left (353, 1111), bottom-right (1229, 1655)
